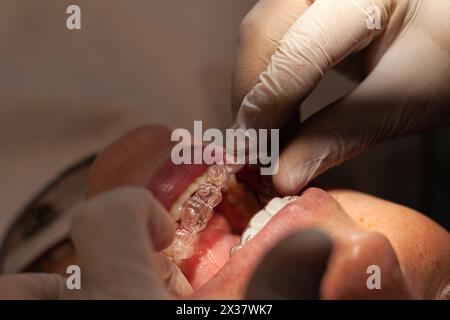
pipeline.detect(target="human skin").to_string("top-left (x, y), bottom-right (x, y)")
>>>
top-left (31, 124), bottom-right (450, 299)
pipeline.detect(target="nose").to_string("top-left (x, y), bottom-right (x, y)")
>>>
top-left (321, 231), bottom-right (415, 299)
top-left (245, 229), bottom-right (333, 299)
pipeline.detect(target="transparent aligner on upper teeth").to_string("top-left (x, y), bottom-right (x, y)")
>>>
top-left (168, 229), bottom-right (200, 260)
top-left (230, 196), bottom-right (299, 255)
top-left (206, 164), bottom-right (230, 188)
top-left (166, 164), bottom-right (230, 261)
top-left (180, 194), bottom-right (213, 232)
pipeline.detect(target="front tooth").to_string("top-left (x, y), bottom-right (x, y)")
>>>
top-left (170, 201), bottom-right (183, 221)
top-left (235, 196), bottom-right (300, 252)
top-left (249, 209), bottom-right (271, 230)
top-left (265, 197), bottom-right (294, 216)
top-left (264, 198), bottom-right (284, 216)
top-left (185, 182), bottom-right (199, 197)
top-left (241, 228), bottom-right (256, 244)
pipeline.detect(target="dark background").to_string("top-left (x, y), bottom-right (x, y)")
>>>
top-left (315, 127), bottom-right (450, 231)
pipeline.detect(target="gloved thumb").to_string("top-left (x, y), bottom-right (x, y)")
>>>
top-left (273, 48), bottom-right (450, 195)
top-left (245, 229), bottom-right (332, 299)
top-left (69, 187), bottom-right (183, 299)
top-left (0, 273), bottom-right (66, 299)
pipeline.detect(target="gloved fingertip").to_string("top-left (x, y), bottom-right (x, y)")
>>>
top-left (0, 273), bottom-right (67, 299)
top-left (235, 89), bottom-right (270, 130)
top-left (141, 191), bottom-right (177, 251)
top-left (273, 158), bottom-right (306, 196)
top-left (273, 172), bottom-right (303, 196)
top-left (149, 210), bottom-right (177, 252)
top-left (166, 266), bottom-right (194, 298)
top-left (273, 148), bottom-right (329, 195)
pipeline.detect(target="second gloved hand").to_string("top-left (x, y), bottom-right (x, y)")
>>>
top-left (232, 0), bottom-right (450, 194)
top-left (0, 187), bottom-right (192, 299)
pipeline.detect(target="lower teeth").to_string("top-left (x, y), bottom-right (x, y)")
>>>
top-left (230, 196), bottom-right (299, 255)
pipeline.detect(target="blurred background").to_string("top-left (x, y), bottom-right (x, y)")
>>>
top-left (0, 0), bottom-right (448, 250)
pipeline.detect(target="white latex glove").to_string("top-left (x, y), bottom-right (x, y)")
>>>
top-left (232, 0), bottom-right (450, 194)
top-left (0, 187), bottom-right (192, 299)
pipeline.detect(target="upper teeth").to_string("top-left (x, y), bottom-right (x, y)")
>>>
top-left (169, 173), bottom-right (207, 220)
top-left (169, 170), bottom-right (237, 221)
top-left (233, 196), bottom-right (299, 251)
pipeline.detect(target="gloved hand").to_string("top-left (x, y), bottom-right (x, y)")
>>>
top-left (232, 0), bottom-right (450, 194)
top-left (0, 187), bottom-right (192, 299)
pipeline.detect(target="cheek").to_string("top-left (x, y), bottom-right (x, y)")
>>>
top-left (328, 190), bottom-right (450, 298)
top-left (395, 227), bottom-right (450, 298)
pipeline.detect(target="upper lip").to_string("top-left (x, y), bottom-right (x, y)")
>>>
top-left (147, 159), bottom-right (210, 214)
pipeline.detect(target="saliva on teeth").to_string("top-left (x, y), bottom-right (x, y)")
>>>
top-left (166, 164), bottom-right (231, 261)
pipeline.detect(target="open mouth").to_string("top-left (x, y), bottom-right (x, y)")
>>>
top-left (150, 162), bottom-right (315, 298)
top-left (146, 148), bottom-right (286, 291)
top-left (87, 125), bottom-right (316, 298)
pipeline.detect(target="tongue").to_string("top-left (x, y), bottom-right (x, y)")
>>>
top-left (178, 180), bottom-right (259, 291)
top-left (180, 213), bottom-right (239, 290)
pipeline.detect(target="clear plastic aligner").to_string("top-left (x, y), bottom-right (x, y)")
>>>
top-left (169, 229), bottom-right (199, 260)
top-left (181, 195), bottom-right (213, 232)
top-left (206, 165), bottom-right (229, 188)
top-left (197, 183), bottom-right (222, 208)
top-left (167, 165), bottom-right (230, 261)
